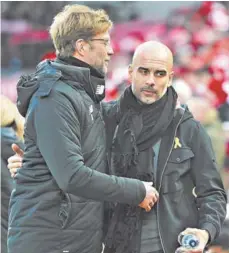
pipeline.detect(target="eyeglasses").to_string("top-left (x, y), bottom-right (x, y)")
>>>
top-left (89, 39), bottom-right (111, 47)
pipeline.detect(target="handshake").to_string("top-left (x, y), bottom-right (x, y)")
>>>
top-left (139, 182), bottom-right (159, 212)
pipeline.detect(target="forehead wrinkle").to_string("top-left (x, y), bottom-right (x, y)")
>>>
top-left (141, 59), bottom-right (169, 65)
top-left (135, 59), bottom-right (169, 71)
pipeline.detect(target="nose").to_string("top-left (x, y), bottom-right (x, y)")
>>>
top-left (146, 73), bottom-right (155, 86)
top-left (107, 44), bottom-right (114, 56)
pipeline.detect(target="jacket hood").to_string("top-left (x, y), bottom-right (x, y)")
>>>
top-left (17, 59), bottom-right (105, 117)
top-left (16, 60), bottom-right (60, 117)
top-left (177, 103), bottom-right (194, 124)
top-left (17, 73), bottom-right (39, 117)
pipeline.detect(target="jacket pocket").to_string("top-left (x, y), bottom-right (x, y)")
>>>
top-left (162, 148), bottom-right (194, 194)
top-left (165, 147), bottom-right (194, 175)
top-left (9, 198), bottom-right (62, 229)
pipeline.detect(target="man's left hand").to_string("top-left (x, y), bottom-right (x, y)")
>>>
top-left (175, 227), bottom-right (209, 253)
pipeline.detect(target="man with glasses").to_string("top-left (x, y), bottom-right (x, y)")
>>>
top-left (8, 36), bottom-right (227, 253)
top-left (7, 5), bottom-right (158, 253)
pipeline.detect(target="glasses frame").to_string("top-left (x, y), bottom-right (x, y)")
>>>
top-left (89, 38), bottom-right (111, 47)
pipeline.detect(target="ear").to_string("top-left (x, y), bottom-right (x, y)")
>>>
top-left (168, 71), bottom-right (174, 87)
top-left (128, 64), bottom-right (133, 82)
top-left (75, 39), bottom-right (89, 56)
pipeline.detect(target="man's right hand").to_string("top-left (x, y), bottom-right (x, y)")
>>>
top-left (7, 143), bottom-right (24, 178)
top-left (139, 182), bottom-right (159, 212)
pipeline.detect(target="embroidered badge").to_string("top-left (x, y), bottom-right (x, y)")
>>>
top-left (174, 137), bottom-right (182, 149)
top-left (96, 85), bottom-right (105, 95)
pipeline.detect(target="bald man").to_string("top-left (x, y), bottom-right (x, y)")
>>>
top-left (102, 41), bottom-right (227, 253)
top-left (8, 41), bottom-right (227, 253)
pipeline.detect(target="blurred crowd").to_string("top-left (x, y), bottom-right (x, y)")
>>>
top-left (1, 1), bottom-right (229, 251)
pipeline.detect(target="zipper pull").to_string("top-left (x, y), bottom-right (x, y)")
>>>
top-left (89, 105), bottom-right (94, 121)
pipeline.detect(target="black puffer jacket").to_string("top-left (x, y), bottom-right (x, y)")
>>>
top-left (8, 59), bottom-right (146, 253)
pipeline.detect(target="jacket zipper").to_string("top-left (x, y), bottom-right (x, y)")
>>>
top-left (157, 111), bottom-right (184, 253)
top-left (98, 105), bottom-right (105, 125)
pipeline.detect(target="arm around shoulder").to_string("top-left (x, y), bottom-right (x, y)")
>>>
top-left (34, 91), bottom-right (145, 205)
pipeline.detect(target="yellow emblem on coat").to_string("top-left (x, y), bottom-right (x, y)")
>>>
top-left (174, 137), bottom-right (182, 149)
